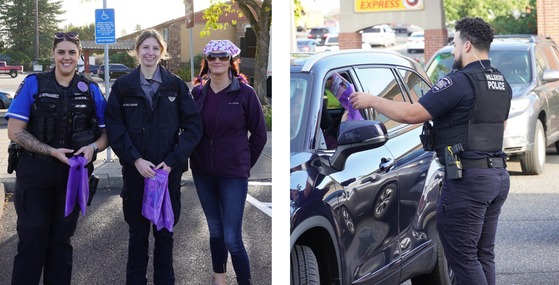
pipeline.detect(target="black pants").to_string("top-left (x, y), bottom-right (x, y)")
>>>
top-left (11, 155), bottom-right (80, 285)
top-left (121, 165), bottom-right (182, 285)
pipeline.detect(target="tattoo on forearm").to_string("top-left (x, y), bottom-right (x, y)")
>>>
top-left (14, 129), bottom-right (52, 156)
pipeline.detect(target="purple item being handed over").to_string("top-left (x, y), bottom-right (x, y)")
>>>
top-left (142, 169), bottom-right (174, 232)
top-left (329, 72), bottom-right (364, 121)
top-left (65, 156), bottom-right (89, 217)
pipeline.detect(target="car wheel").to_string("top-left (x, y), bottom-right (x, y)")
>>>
top-left (9, 70), bottom-right (17, 78)
top-left (373, 184), bottom-right (397, 220)
top-left (555, 140), bottom-right (559, 154)
top-left (0, 101), bottom-right (4, 109)
top-left (520, 120), bottom-right (545, 175)
top-left (291, 245), bottom-right (320, 285)
top-left (339, 206), bottom-right (355, 235)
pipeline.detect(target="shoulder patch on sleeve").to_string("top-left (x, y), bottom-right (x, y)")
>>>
top-left (432, 77), bottom-right (453, 93)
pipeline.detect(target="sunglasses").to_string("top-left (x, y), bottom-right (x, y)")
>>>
top-left (54, 32), bottom-right (79, 40)
top-left (207, 53), bottom-right (231, 62)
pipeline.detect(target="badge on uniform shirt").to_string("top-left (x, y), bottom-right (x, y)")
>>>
top-left (432, 77), bottom-right (453, 93)
top-left (169, 97), bottom-right (176, 102)
top-left (77, 81), bottom-right (89, 92)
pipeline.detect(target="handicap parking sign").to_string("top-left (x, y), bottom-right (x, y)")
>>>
top-left (95, 9), bottom-right (115, 44)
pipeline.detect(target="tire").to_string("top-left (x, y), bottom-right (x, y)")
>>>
top-left (291, 245), bottom-right (320, 285)
top-left (9, 70), bottom-right (17, 78)
top-left (520, 120), bottom-right (545, 175)
top-left (555, 140), bottom-right (559, 154)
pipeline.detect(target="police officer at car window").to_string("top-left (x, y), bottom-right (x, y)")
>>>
top-left (349, 17), bottom-right (512, 285)
top-left (5, 32), bottom-right (108, 285)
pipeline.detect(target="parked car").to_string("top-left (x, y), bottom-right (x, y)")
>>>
top-left (407, 31), bottom-right (425, 53)
top-left (0, 89), bottom-right (15, 109)
top-left (78, 64), bottom-right (99, 76)
top-left (97, 63), bottom-right (132, 79)
top-left (315, 34), bottom-right (339, 53)
top-left (0, 61), bottom-right (23, 78)
top-left (290, 50), bottom-right (450, 284)
top-left (360, 24), bottom-right (396, 47)
top-left (424, 35), bottom-right (559, 175)
top-left (297, 39), bottom-right (319, 53)
top-left (307, 26), bottom-right (338, 45)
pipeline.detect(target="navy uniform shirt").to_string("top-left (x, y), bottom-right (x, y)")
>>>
top-left (418, 60), bottom-right (505, 159)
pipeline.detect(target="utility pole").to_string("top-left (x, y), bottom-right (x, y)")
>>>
top-left (34, 0), bottom-right (39, 67)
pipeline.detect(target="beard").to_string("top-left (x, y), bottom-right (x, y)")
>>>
top-left (452, 55), bottom-right (463, 70)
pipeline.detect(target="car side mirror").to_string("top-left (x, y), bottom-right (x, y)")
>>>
top-left (328, 120), bottom-right (388, 170)
top-left (542, 69), bottom-right (559, 82)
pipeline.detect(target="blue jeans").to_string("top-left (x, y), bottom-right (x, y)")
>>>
top-left (437, 168), bottom-right (510, 285)
top-left (192, 171), bottom-right (251, 285)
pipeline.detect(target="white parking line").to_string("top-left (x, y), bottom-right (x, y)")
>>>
top-left (246, 194), bottom-right (272, 217)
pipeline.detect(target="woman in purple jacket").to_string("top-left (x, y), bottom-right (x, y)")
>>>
top-left (190, 40), bottom-right (267, 285)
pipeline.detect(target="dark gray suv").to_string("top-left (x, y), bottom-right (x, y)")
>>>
top-left (290, 50), bottom-right (451, 284)
top-left (425, 35), bottom-right (559, 175)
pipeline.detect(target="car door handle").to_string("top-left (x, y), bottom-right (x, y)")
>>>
top-left (361, 174), bottom-right (380, 184)
top-left (380, 157), bottom-right (394, 171)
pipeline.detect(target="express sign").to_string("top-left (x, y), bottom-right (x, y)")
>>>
top-left (355, 0), bottom-right (424, 12)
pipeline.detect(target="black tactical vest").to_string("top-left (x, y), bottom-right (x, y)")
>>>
top-left (432, 67), bottom-right (512, 158)
top-left (29, 72), bottom-right (98, 149)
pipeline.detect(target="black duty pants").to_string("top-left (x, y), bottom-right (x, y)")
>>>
top-left (121, 165), bottom-right (182, 285)
top-left (12, 155), bottom-right (80, 285)
top-left (437, 167), bottom-right (510, 285)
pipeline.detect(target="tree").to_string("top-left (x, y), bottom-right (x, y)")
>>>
top-left (63, 23), bottom-right (96, 41)
top-left (201, 0), bottom-right (271, 104)
top-left (443, 0), bottom-right (536, 34)
top-left (0, 0), bottom-right (64, 63)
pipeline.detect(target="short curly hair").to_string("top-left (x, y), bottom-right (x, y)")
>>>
top-left (455, 17), bottom-right (494, 52)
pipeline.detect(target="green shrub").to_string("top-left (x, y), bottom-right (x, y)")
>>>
top-left (262, 105), bottom-right (272, 131)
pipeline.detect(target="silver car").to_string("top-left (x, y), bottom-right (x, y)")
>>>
top-left (424, 35), bottom-right (559, 175)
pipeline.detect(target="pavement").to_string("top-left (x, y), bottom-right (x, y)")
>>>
top-left (0, 110), bottom-right (272, 218)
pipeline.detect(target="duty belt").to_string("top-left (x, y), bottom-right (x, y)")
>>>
top-left (460, 157), bottom-right (506, 169)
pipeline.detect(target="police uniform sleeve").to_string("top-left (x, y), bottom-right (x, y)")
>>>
top-left (162, 78), bottom-right (202, 169)
top-left (4, 75), bottom-right (38, 122)
top-left (418, 73), bottom-right (473, 120)
top-left (90, 83), bottom-right (107, 129)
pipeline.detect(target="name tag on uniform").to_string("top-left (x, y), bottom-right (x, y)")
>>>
top-left (123, 103), bottom-right (139, 107)
top-left (485, 73), bottom-right (506, 91)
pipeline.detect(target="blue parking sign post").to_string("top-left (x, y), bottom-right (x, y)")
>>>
top-left (95, 9), bottom-right (115, 44)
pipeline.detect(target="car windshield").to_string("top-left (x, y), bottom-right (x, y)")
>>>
top-left (290, 74), bottom-right (310, 151)
top-left (426, 50), bottom-right (532, 85)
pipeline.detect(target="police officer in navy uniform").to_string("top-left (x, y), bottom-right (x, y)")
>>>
top-left (349, 17), bottom-right (512, 285)
top-left (5, 32), bottom-right (108, 285)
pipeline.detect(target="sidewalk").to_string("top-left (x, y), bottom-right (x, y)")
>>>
top-left (0, 111), bottom-right (272, 218)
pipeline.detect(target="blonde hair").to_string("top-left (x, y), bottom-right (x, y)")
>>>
top-left (130, 29), bottom-right (170, 60)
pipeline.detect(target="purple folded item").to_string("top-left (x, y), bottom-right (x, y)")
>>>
top-left (330, 72), bottom-right (364, 121)
top-left (65, 156), bottom-right (89, 217)
top-left (142, 169), bottom-right (174, 232)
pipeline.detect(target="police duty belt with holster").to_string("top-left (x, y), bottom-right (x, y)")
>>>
top-left (420, 122), bottom-right (464, 179)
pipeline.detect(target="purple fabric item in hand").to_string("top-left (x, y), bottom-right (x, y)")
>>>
top-left (142, 169), bottom-right (174, 232)
top-left (65, 156), bottom-right (89, 217)
top-left (330, 72), bottom-right (364, 121)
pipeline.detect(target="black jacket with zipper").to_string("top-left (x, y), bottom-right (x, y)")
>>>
top-left (104, 65), bottom-right (202, 171)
